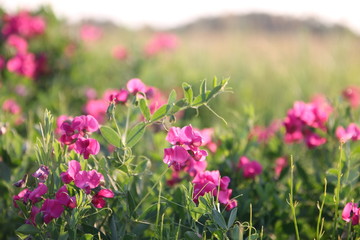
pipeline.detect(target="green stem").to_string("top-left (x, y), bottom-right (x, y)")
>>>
top-left (332, 143), bottom-right (344, 238)
top-left (316, 178), bottom-right (327, 240)
top-left (288, 156), bottom-right (300, 240)
top-left (249, 203), bottom-right (253, 237)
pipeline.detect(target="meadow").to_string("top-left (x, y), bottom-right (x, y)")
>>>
top-left (0, 6), bottom-right (360, 239)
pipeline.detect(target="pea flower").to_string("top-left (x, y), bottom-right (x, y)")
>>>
top-left (91, 189), bottom-right (114, 208)
top-left (127, 78), bottom-right (147, 94)
top-left (40, 199), bottom-right (64, 224)
top-left (237, 156), bottom-right (262, 179)
top-left (342, 202), bottom-right (359, 225)
top-left (336, 123), bottom-right (360, 143)
top-left (32, 165), bottom-right (50, 182)
top-left (343, 86), bottom-right (360, 108)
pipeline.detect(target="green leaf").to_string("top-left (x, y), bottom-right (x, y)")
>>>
top-left (213, 76), bottom-right (218, 88)
top-left (207, 85), bottom-right (222, 101)
top-left (184, 231), bottom-right (201, 240)
top-left (182, 82), bottom-right (193, 105)
top-left (168, 89), bottom-right (177, 106)
top-left (212, 230), bottom-right (224, 240)
top-left (326, 168), bottom-right (338, 176)
top-left (139, 98), bottom-right (151, 121)
top-left (58, 232), bottom-right (69, 240)
top-left (151, 104), bottom-right (169, 122)
top-left (192, 91), bottom-right (211, 107)
top-left (200, 79), bottom-right (207, 95)
top-left (227, 207), bottom-right (237, 228)
top-left (16, 224), bottom-right (40, 235)
top-left (100, 126), bottom-right (122, 148)
top-left (212, 209), bottom-right (227, 230)
top-left (126, 122), bottom-right (146, 148)
top-left (81, 234), bottom-right (93, 240)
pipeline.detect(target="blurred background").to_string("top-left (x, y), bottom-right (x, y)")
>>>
top-left (1, 0), bottom-right (359, 125)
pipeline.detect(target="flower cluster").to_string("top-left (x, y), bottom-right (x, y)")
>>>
top-left (1, 10), bottom-right (47, 79)
top-left (80, 24), bottom-right (103, 42)
top-left (237, 156), bottom-right (263, 179)
top-left (342, 86), bottom-right (360, 108)
top-left (60, 160), bottom-right (114, 208)
top-left (164, 125), bottom-right (208, 171)
top-left (13, 166), bottom-right (76, 225)
top-left (249, 120), bottom-right (281, 144)
top-left (192, 170), bottom-right (237, 210)
top-left (336, 123), bottom-right (360, 143)
top-left (59, 115), bottom-right (100, 159)
top-left (283, 96), bottom-right (332, 148)
top-left (342, 202), bottom-right (359, 225)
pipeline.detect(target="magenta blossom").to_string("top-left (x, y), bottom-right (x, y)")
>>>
top-left (2, 11), bottom-right (46, 38)
top-left (103, 89), bottom-right (129, 104)
top-left (25, 206), bottom-right (40, 226)
top-left (74, 137), bottom-right (100, 159)
top-left (126, 78), bottom-right (147, 94)
top-left (83, 99), bottom-right (108, 124)
top-left (7, 52), bottom-right (37, 79)
top-left (2, 99), bottom-right (21, 115)
top-left (32, 165), bottom-right (50, 182)
top-left (163, 146), bottom-right (190, 170)
top-left (343, 86), bottom-right (360, 108)
top-left (55, 185), bottom-right (76, 209)
top-left (336, 123), bottom-right (360, 143)
top-left (166, 125), bottom-right (203, 149)
top-left (144, 33), bottom-right (178, 56)
top-left (60, 160), bottom-right (81, 184)
top-left (40, 199), bottom-right (64, 224)
top-left (237, 156), bottom-right (262, 179)
top-left (274, 157), bottom-right (288, 178)
top-left (192, 170), bottom-right (237, 211)
top-left (250, 120), bottom-right (281, 144)
top-left (92, 189), bottom-right (114, 208)
top-left (6, 34), bottom-right (28, 53)
top-left (28, 183), bottom-right (48, 203)
top-left (80, 24), bottom-right (103, 42)
top-left (198, 128), bottom-right (218, 152)
top-left (112, 46), bottom-right (128, 60)
top-left (13, 188), bottom-right (31, 207)
top-left (342, 202), bottom-right (359, 225)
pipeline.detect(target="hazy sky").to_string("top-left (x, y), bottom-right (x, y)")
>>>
top-left (1, 0), bottom-right (359, 33)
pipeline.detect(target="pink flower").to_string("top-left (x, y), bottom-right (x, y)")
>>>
top-left (336, 123), bottom-right (360, 143)
top-left (304, 132), bottom-right (326, 149)
top-left (85, 87), bottom-right (97, 100)
top-left (74, 137), bottom-right (100, 159)
top-left (13, 188), bottom-right (31, 207)
top-left (60, 160), bottom-right (81, 184)
top-left (56, 115), bottom-right (73, 136)
top-left (32, 165), bottom-right (50, 182)
top-left (198, 128), bottom-right (218, 152)
top-left (28, 183), bottom-right (47, 203)
top-left (103, 89), bottom-right (129, 104)
top-left (26, 206), bottom-right (40, 226)
top-left (144, 33), bottom-right (178, 56)
top-left (91, 189), bottom-right (114, 208)
top-left (74, 170), bottom-right (104, 194)
top-left (343, 86), bottom-right (360, 108)
top-left (237, 156), bottom-right (262, 179)
top-left (126, 78), bottom-right (147, 94)
top-left (55, 185), bottom-right (76, 209)
top-left (112, 46), bottom-right (128, 60)
top-left (2, 99), bottom-right (21, 114)
top-left (71, 115), bottom-right (99, 135)
top-left (80, 24), bottom-right (102, 42)
top-left (342, 202), bottom-right (359, 225)
top-left (13, 174), bottom-right (28, 188)
top-left (6, 34), bottom-right (28, 53)
top-left (2, 11), bottom-right (46, 38)
top-left (274, 157), bottom-right (288, 178)
top-left (40, 199), bottom-right (64, 224)
top-left (192, 170), bottom-right (237, 210)
top-left (7, 52), bottom-right (37, 79)
top-left (163, 146), bottom-right (190, 170)
top-left (250, 120), bottom-right (281, 144)
top-left (166, 125), bottom-right (203, 148)
top-left (83, 99), bottom-right (108, 124)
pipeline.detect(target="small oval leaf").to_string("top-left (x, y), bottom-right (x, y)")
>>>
top-left (126, 122), bottom-right (146, 148)
top-left (100, 126), bottom-right (122, 148)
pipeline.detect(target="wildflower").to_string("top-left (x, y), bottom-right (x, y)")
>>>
top-left (112, 46), bottom-right (128, 60)
top-left (336, 123), bottom-right (360, 143)
top-left (32, 165), bottom-right (50, 182)
top-left (192, 170), bottom-right (237, 210)
top-left (103, 89), bottom-right (129, 104)
top-left (40, 199), bottom-right (64, 224)
top-left (13, 188), bottom-right (31, 207)
top-left (6, 34), bottom-right (28, 53)
top-left (250, 120), bottom-right (281, 144)
top-left (28, 183), bottom-right (47, 203)
top-left (274, 157), bottom-right (287, 178)
top-left (198, 128), bottom-right (218, 152)
top-left (342, 202), bottom-right (359, 225)
top-left (80, 24), bottom-right (102, 42)
top-left (163, 146), bottom-right (190, 170)
top-left (144, 33), bottom-right (178, 56)
top-left (55, 185), bottom-right (76, 209)
top-left (126, 78), bottom-right (147, 94)
top-left (60, 160), bottom-right (81, 184)
top-left (343, 86), bottom-right (360, 108)
top-left (13, 174), bottom-right (28, 188)
top-left (2, 11), bottom-right (46, 38)
top-left (2, 99), bottom-right (21, 115)
top-left (7, 52), bottom-right (37, 79)
top-left (83, 99), bottom-right (108, 124)
top-left (74, 137), bottom-right (100, 159)
top-left (25, 206), bottom-right (40, 226)
top-left (91, 189), bottom-right (114, 208)
top-left (237, 156), bottom-right (262, 179)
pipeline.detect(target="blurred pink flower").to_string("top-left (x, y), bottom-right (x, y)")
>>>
top-left (192, 170), bottom-right (237, 211)
top-left (127, 78), bottom-right (147, 94)
top-left (80, 24), bottom-right (103, 42)
top-left (55, 185), bottom-right (77, 209)
top-left (103, 88), bottom-right (129, 104)
top-left (92, 189), bottom-right (114, 208)
top-left (83, 99), bottom-right (108, 124)
top-left (14, 84), bottom-right (28, 96)
top-left (25, 206), bottom-right (40, 226)
top-left (237, 156), bottom-right (263, 179)
top-left (7, 52), bottom-right (37, 79)
top-left (274, 157), bottom-right (287, 178)
top-left (145, 33), bottom-right (178, 56)
top-left (6, 34), bottom-right (28, 53)
top-left (336, 123), bottom-right (360, 143)
top-left (250, 120), bottom-right (281, 144)
top-left (13, 188), bottom-right (31, 207)
top-left (28, 183), bottom-right (47, 203)
top-left (343, 86), bottom-right (360, 108)
top-left (112, 45), bottom-right (128, 60)
top-left (85, 87), bottom-right (97, 100)
top-left (2, 99), bottom-right (21, 114)
top-left (342, 202), bottom-right (359, 225)
top-left (2, 11), bottom-right (46, 38)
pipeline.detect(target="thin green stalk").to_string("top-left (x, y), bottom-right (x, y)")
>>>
top-left (316, 178), bottom-right (327, 240)
top-left (332, 143), bottom-right (344, 238)
top-left (155, 182), bottom-right (162, 229)
top-left (346, 221), bottom-right (352, 240)
top-left (249, 203), bottom-right (252, 237)
top-left (122, 104), bottom-right (132, 145)
top-left (288, 156), bottom-right (300, 240)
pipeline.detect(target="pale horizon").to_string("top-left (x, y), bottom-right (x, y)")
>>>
top-left (1, 0), bottom-right (359, 33)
